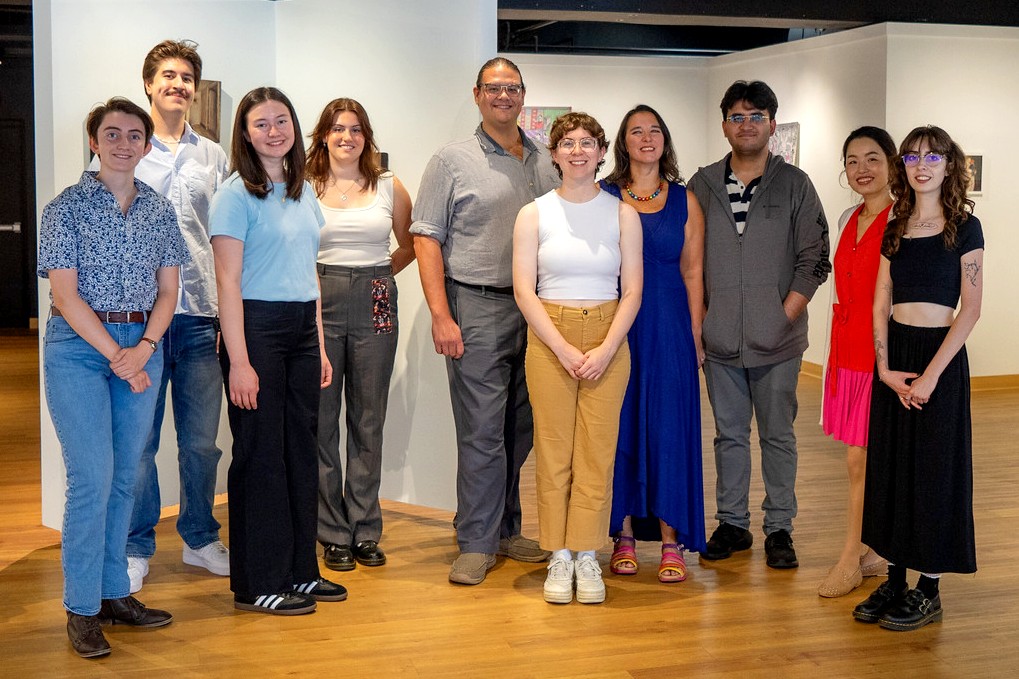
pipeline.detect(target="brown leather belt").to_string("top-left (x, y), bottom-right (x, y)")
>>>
top-left (51, 307), bottom-right (149, 324)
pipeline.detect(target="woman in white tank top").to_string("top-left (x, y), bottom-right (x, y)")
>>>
top-left (512, 112), bottom-right (642, 605)
top-left (305, 98), bottom-right (415, 573)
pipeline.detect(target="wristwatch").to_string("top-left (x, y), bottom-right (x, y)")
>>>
top-left (141, 337), bottom-right (158, 352)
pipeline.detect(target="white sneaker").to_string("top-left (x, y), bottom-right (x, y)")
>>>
top-left (543, 556), bottom-right (574, 604)
top-left (183, 540), bottom-right (230, 576)
top-left (127, 556), bottom-right (149, 594)
top-left (574, 555), bottom-right (605, 604)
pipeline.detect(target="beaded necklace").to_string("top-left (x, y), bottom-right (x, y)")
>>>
top-left (625, 180), bottom-right (664, 202)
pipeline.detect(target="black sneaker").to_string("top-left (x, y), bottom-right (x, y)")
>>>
top-left (234, 592), bottom-right (316, 615)
top-left (878, 588), bottom-right (942, 631)
top-left (294, 577), bottom-right (347, 602)
top-left (702, 523), bottom-right (754, 560)
top-left (764, 529), bottom-right (798, 569)
top-left (853, 580), bottom-right (908, 623)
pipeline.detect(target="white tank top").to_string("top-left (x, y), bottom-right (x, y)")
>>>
top-left (317, 174), bottom-right (394, 267)
top-left (535, 189), bottom-right (621, 300)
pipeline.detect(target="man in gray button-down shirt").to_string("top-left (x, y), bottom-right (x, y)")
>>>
top-left (411, 57), bottom-right (560, 585)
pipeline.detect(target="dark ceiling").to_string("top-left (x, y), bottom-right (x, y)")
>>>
top-left (498, 0), bottom-right (1019, 56)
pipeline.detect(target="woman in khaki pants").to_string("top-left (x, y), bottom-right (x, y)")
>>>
top-left (512, 112), bottom-right (642, 604)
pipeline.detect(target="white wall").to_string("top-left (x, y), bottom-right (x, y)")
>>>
top-left (36, 0), bottom-right (497, 528)
top-left (510, 54), bottom-right (709, 180)
top-left (885, 23), bottom-right (1019, 376)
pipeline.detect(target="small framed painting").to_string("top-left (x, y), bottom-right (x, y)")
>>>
top-left (769, 122), bottom-right (800, 167)
top-left (519, 106), bottom-right (571, 146)
top-left (965, 154), bottom-right (983, 195)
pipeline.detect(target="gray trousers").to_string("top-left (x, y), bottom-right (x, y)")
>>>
top-left (445, 279), bottom-right (532, 554)
top-left (702, 356), bottom-right (801, 535)
top-left (316, 264), bottom-right (398, 547)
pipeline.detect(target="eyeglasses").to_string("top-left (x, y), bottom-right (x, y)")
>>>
top-left (724, 113), bottom-right (770, 125)
top-left (480, 83), bottom-right (524, 97)
top-left (902, 152), bottom-right (945, 167)
top-left (556, 137), bottom-right (600, 152)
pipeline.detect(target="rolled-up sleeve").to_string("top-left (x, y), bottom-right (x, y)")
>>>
top-left (409, 153), bottom-right (454, 244)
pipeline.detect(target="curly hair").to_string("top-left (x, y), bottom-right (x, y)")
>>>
top-left (546, 111), bottom-right (608, 179)
top-left (883, 125), bottom-right (974, 257)
top-left (603, 104), bottom-right (682, 187)
top-left (305, 98), bottom-right (382, 198)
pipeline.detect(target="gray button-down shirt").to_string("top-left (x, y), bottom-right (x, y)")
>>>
top-left (410, 125), bottom-right (560, 287)
top-left (93, 122), bottom-right (229, 316)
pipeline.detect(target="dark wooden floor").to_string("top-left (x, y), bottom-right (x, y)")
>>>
top-left (1, 331), bottom-right (1017, 677)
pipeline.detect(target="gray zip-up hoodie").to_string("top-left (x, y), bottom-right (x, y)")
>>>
top-left (688, 153), bottom-right (830, 368)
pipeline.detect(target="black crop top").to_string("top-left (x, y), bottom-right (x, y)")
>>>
top-left (890, 214), bottom-right (984, 308)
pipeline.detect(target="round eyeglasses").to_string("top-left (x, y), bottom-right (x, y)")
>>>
top-left (902, 152), bottom-right (945, 167)
top-left (556, 137), bottom-right (600, 152)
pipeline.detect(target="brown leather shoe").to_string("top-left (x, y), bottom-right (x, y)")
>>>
top-left (67, 612), bottom-right (111, 658)
top-left (98, 596), bottom-right (173, 628)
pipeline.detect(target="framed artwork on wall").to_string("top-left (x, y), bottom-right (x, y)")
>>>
top-left (519, 106), bottom-right (571, 146)
top-left (769, 122), bottom-right (800, 167)
top-left (965, 154), bottom-right (983, 195)
top-left (189, 79), bottom-right (222, 142)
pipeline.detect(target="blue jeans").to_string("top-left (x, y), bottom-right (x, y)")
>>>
top-left (43, 315), bottom-right (164, 615)
top-left (128, 314), bottom-right (223, 557)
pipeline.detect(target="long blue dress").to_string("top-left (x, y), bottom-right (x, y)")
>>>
top-left (601, 180), bottom-right (706, 551)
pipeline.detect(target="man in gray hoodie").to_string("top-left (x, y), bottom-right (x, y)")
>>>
top-left (688, 80), bottom-right (830, 570)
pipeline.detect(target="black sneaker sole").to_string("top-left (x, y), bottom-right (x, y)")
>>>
top-left (766, 558), bottom-right (799, 569)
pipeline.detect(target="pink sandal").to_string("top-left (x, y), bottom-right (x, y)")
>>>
top-left (610, 536), bottom-right (638, 575)
top-left (659, 543), bottom-right (687, 583)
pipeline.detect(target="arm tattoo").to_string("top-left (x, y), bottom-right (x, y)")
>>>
top-left (873, 333), bottom-right (886, 369)
top-left (963, 260), bottom-right (981, 287)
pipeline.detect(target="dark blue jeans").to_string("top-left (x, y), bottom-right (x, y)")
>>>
top-left (129, 313), bottom-right (224, 557)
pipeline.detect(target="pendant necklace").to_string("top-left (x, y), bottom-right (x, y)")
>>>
top-left (625, 180), bottom-right (664, 202)
top-left (331, 177), bottom-right (361, 201)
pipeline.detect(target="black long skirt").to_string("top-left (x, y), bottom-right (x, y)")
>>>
top-left (861, 319), bottom-right (976, 574)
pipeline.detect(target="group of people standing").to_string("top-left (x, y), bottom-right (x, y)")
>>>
top-left (38, 42), bottom-right (982, 659)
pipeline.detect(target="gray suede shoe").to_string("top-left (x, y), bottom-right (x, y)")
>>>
top-left (498, 535), bottom-right (551, 563)
top-left (449, 552), bottom-right (496, 585)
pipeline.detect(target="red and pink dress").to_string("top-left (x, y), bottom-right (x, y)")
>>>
top-left (822, 204), bottom-right (890, 447)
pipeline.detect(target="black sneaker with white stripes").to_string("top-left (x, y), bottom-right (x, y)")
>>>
top-left (293, 577), bottom-right (348, 602)
top-left (234, 592), bottom-right (316, 615)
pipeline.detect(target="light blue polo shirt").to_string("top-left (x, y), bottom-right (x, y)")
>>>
top-left (210, 174), bottom-right (325, 302)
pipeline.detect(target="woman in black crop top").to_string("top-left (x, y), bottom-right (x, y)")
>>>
top-left (854, 125), bottom-right (984, 632)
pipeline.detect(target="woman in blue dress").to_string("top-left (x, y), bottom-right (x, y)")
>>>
top-left (600, 105), bottom-right (706, 582)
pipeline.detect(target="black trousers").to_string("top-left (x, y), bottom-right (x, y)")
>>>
top-left (220, 300), bottom-right (322, 596)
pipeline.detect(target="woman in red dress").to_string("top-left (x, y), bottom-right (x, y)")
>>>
top-left (818, 127), bottom-right (896, 597)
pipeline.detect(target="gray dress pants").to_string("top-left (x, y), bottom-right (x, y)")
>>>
top-left (317, 264), bottom-right (398, 547)
top-left (445, 279), bottom-right (532, 554)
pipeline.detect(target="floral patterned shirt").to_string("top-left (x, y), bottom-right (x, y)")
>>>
top-left (38, 171), bottom-right (190, 310)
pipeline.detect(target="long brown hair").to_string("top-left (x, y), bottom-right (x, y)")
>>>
top-left (604, 104), bottom-right (682, 187)
top-left (305, 98), bottom-right (382, 198)
top-left (883, 125), bottom-right (973, 256)
top-left (230, 87), bottom-right (306, 201)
